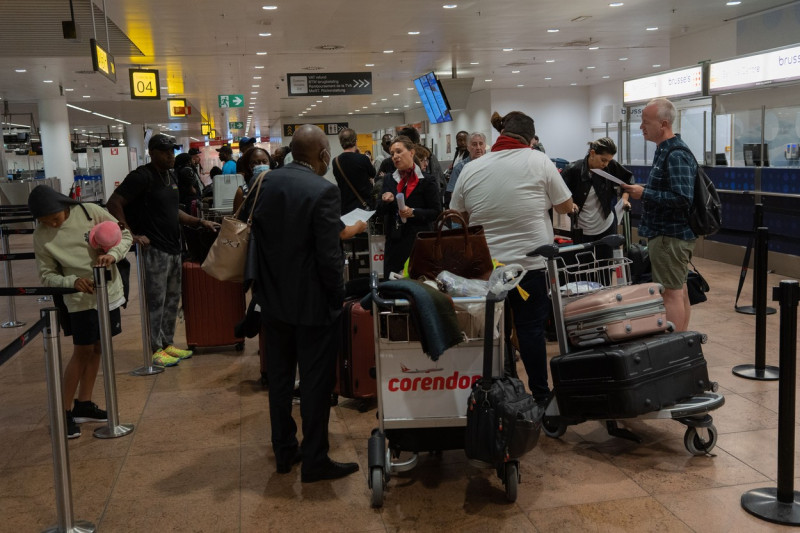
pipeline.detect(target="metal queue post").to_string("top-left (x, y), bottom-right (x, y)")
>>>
top-left (741, 280), bottom-right (800, 525)
top-left (1, 225), bottom-right (27, 328)
top-left (92, 265), bottom-right (134, 439)
top-left (732, 227), bottom-right (780, 381)
top-left (130, 242), bottom-right (163, 376)
top-left (735, 204), bottom-right (776, 315)
top-left (41, 307), bottom-right (97, 533)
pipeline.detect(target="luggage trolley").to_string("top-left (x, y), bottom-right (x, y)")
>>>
top-left (365, 273), bottom-right (516, 507)
top-left (528, 234), bottom-right (724, 455)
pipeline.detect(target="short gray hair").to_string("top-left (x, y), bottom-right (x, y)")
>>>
top-left (469, 132), bottom-right (487, 143)
top-left (647, 98), bottom-right (676, 125)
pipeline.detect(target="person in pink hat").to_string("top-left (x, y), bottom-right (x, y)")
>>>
top-left (28, 185), bottom-right (132, 439)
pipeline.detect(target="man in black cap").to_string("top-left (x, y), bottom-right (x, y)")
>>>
top-left (236, 136), bottom-right (257, 174)
top-left (187, 147), bottom-right (205, 195)
top-left (217, 144), bottom-right (237, 175)
top-left (107, 134), bottom-right (219, 367)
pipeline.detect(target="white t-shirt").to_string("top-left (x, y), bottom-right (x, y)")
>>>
top-left (450, 148), bottom-right (572, 270)
top-left (577, 187), bottom-right (614, 235)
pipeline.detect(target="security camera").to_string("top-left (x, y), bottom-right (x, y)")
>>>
top-left (275, 84), bottom-right (281, 90)
top-left (280, 76), bottom-right (285, 82)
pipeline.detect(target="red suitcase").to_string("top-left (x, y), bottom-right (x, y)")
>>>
top-left (563, 283), bottom-right (671, 346)
top-left (334, 300), bottom-right (377, 411)
top-left (181, 262), bottom-right (246, 350)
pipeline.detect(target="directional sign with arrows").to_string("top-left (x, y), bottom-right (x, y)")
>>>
top-left (218, 94), bottom-right (244, 108)
top-left (287, 72), bottom-right (373, 96)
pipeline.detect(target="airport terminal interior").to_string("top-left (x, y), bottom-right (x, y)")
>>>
top-left (3, 1), bottom-right (800, 531)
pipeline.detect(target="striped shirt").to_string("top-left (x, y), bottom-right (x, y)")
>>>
top-left (639, 135), bottom-right (696, 240)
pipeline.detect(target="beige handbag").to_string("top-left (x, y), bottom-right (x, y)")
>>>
top-left (201, 171), bottom-right (266, 282)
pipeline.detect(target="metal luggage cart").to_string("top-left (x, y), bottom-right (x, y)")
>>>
top-left (365, 274), bottom-right (516, 507)
top-left (529, 234), bottom-right (724, 456)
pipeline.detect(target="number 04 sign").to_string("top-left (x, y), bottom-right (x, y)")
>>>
top-left (129, 69), bottom-right (161, 100)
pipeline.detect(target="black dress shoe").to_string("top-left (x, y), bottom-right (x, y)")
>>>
top-left (301, 460), bottom-right (359, 483)
top-left (276, 449), bottom-right (302, 474)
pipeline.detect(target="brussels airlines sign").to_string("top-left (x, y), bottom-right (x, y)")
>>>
top-left (623, 66), bottom-right (703, 105)
top-left (710, 44), bottom-right (800, 93)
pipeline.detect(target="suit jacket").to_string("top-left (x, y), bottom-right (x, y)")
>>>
top-left (250, 162), bottom-right (344, 326)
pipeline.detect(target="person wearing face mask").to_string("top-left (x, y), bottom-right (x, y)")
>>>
top-left (248, 124), bottom-right (359, 483)
top-left (233, 147), bottom-right (272, 217)
top-left (377, 135), bottom-right (442, 278)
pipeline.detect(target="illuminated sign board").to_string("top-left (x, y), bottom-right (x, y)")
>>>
top-left (129, 69), bottom-right (160, 100)
top-left (710, 44), bottom-right (800, 93)
top-left (168, 98), bottom-right (189, 118)
top-left (623, 66), bottom-right (703, 105)
top-left (90, 38), bottom-right (116, 83)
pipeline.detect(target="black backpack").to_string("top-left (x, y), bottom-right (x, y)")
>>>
top-left (663, 147), bottom-right (722, 237)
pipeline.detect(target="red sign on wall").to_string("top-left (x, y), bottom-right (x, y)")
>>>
top-left (110, 148), bottom-right (119, 155)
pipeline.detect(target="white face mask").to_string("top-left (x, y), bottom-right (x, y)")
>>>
top-left (252, 164), bottom-right (270, 175)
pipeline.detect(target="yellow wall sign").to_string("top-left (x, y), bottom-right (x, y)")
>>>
top-left (168, 98), bottom-right (189, 118)
top-left (90, 38), bottom-right (116, 83)
top-left (129, 69), bottom-right (160, 100)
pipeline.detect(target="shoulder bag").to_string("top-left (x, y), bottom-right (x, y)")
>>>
top-left (201, 171), bottom-right (266, 282)
top-left (334, 156), bottom-right (370, 210)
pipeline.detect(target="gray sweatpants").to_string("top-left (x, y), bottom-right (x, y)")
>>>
top-left (143, 246), bottom-right (182, 352)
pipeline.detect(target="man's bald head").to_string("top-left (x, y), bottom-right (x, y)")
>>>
top-left (292, 124), bottom-right (331, 175)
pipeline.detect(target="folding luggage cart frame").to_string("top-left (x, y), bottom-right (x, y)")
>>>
top-left (529, 235), bottom-right (724, 455)
top-left (365, 274), bottom-right (517, 507)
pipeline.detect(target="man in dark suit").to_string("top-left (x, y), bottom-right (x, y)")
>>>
top-left (250, 124), bottom-right (359, 483)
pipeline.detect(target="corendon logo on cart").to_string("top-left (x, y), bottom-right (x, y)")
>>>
top-left (387, 371), bottom-right (481, 392)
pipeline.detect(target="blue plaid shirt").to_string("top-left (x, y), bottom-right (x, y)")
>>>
top-left (639, 135), bottom-right (696, 240)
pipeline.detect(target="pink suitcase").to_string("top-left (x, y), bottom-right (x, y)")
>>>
top-left (563, 283), bottom-right (672, 346)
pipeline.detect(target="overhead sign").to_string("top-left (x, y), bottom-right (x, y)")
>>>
top-left (283, 123), bottom-right (349, 137)
top-left (229, 121), bottom-right (244, 129)
top-left (90, 38), bottom-right (116, 83)
top-left (129, 69), bottom-right (160, 100)
top-left (218, 94), bottom-right (244, 108)
top-left (287, 72), bottom-right (372, 96)
top-left (710, 44), bottom-right (800, 93)
top-left (623, 66), bottom-right (703, 105)
top-left (168, 98), bottom-right (190, 118)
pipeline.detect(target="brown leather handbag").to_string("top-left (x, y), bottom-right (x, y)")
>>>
top-left (407, 209), bottom-right (494, 280)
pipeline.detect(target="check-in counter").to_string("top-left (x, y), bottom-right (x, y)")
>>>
top-left (0, 178), bottom-right (62, 229)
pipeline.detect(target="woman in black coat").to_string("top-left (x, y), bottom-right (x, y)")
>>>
top-left (377, 136), bottom-right (441, 278)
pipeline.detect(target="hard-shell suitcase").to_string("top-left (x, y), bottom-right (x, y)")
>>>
top-left (335, 300), bottom-right (377, 406)
top-left (564, 283), bottom-right (670, 346)
top-left (211, 174), bottom-right (244, 212)
top-left (622, 210), bottom-right (651, 284)
top-left (550, 331), bottom-right (712, 419)
top-left (181, 261), bottom-right (245, 349)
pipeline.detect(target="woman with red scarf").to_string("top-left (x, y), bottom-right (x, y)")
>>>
top-left (378, 136), bottom-right (441, 278)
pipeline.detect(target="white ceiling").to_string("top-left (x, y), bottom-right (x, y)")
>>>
top-left (0, 0), bottom-right (791, 141)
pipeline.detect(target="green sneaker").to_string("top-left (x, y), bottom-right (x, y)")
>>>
top-left (153, 350), bottom-right (180, 367)
top-left (164, 345), bottom-right (193, 359)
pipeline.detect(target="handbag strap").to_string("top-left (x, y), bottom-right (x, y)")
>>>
top-left (334, 156), bottom-right (369, 209)
top-left (434, 209), bottom-right (472, 259)
top-left (239, 170), bottom-right (268, 224)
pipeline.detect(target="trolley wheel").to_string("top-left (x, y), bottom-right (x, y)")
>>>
top-left (370, 467), bottom-right (385, 508)
top-left (235, 342), bottom-right (245, 352)
top-left (503, 462), bottom-right (519, 503)
top-left (542, 415), bottom-right (567, 438)
top-left (684, 424), bottom-right (718, 455)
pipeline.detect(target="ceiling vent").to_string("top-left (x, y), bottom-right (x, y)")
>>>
top-left (316, 44), bottom-right (344, 51)
top-left (301, 66), bottom-right (324, 71)
top-left (562, 39), bottom-right (596, 48)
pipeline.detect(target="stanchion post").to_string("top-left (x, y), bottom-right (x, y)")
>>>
top-left (732, 227), bottom-right (779, 380)
top-left (41, 307), bottom-right (96, 533)
top-left (130, 243), bottom-right (163, 376)
top-left (741, 280), bottom-right (800, 525)
top-left (91, 266), bottom-right (134, 439)
top-left (1, 229), bottom-right (26, 328)
top-left (736, 204), bottom-right (777, 315)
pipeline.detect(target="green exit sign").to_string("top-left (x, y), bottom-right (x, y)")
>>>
top-left (229, 121), bottom-right (244, 129)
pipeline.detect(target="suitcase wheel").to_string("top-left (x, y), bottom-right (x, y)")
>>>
top-left (684, 424), bottom-right (717, 455)
top-left (542, 415), bottom-right (567, 439)
top-left (503, 462), bottom-right (519, 503)
top-left (235, 342), bottom-right (245, 352)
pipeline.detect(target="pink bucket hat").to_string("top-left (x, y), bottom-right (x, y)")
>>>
top-left (89, 221), bottom-right (122, 252)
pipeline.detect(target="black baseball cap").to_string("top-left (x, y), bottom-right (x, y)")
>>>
top-left (239, 136), bottom-right (257, 148)
top-left (216, 144), bottom-right (233, 155)
top-left (148, 134), bottom-right (177, 152)
top-left (188, 147), bottom-right (201, 156)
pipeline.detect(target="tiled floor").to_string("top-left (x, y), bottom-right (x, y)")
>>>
top-left (2, 231), bottom-right (799, 532)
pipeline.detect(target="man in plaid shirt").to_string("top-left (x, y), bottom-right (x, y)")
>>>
top-left (623, 98), bottom-right (696, 332)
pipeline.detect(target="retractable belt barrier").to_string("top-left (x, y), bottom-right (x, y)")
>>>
top-left (0, 217), bottom-right (35, 225)
top-left (0, 315), bottom-right (47, 368)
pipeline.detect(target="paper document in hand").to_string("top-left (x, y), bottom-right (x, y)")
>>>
top-left (396, 193), bottom-right (407, 222)
top-left (614, 198), bottom-right (625, 221)
top-left (340, 208), bottom-right (375, 227)
top-left (590, 168), bottom-right (627, 186)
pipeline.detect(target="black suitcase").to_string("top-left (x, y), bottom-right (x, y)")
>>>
top-left (550, 331), bottom-right (711, 420)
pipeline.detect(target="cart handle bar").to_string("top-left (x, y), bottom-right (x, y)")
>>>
top-left (526, 233), bottom-right (625, 259)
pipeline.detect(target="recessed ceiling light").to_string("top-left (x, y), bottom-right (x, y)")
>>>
top-left (371, 102), bottom-right (377, 105)
top-left (653, 64), bottom-right (661, 68)
top-left (253, 76), bottom-right (262, 80)
top-left (254, 65), bottom-right (265, 69)
top-left (517, 84), bottom-right (525, 87)
top-left (362, 106), bottom-right (368, 108)
top-left (259, 32), bottom-right (272, 37)
top-left (443, 4), bottom-right (457, 9)
top-left (354, 109), bottom-right (360, 112)
top-left (381, 98), bottom-right (388, 101)
top-left (256, 52), bottom-right (268, 55)
top-left (404, 105), bottom-right (409, 108)
top-left (512, 70), bottom-right (520, 74)
top-left (15, 69), bottom-right (26, 73)
top-left (586, 66), bottom-right (596, 69)
top-left (251, 91), bottom-right (259, 94)
top-left (323, 95), bottom-right (330, 98)
top-left (619, 57), bottom-right (629, 61)
top-left (544, 77), bottom-right (552, 80)
top-left (316, 100), bottom-right (322, 103)
top-left (589, 46), bottom-right (599, 50)
top-left (252, 85), bottom-right (260, 88)
top-left (547, 29), bottom-right (559, 33)
top-left (602, 75), bottom-right (610, 79)
top-left (393, 93), bottom-right (399, 96)
top-left (43, 80), bottom-right (53, 83)
top-left (348, 112), bottom-right (353, 115)
top-left (251, 97), bottom-right (257, 100)
top-left (64, 88), bottom-right (74, 91)
top-left (366, 63), bottom-right (375, 67)
top-left (408, 31), bottom-right (420, 35)
top-left (570, 83), bottom-right (577, 86)
top-left (82, 95), bottom-right (91, 98)
top-left (502, 48), bottom-right (514, 52)
top-left (470, 62), bottom-right (479, 65)
top-left (310, 104), bottom-right (316, 107)
top-left (384, 111), bottom-right (390, 114)
top-left (415, 101), bottom-right (421, 104)
top-left (726, 1), bottom-right (741, 5)
top-left (646, 27), bottom-right (659, 31)
top-left (609, 2), bottom-right (624, 6)
top-left (407, 87), bottom-right (414, 91)
top-left (546, 59), bottom-right (555, 63)
top-left (484, 79), bottom-right (492, 82)
top-left (393, 108), bottom-right (399, 111)
top-left (383, 50), bottom-right (393, 54)
top-left (262, 5), bottom-right (278, 10)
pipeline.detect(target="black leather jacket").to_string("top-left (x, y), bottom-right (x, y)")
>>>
top-left (561, 156), bottom-right (633, 219)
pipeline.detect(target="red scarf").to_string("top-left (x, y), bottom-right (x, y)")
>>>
top-left (491, 135), bottom-right (530, 152)
top-left (396, 167), bottom-right (419, 197)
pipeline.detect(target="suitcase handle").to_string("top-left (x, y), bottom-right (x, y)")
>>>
top-left (526, 234), bottom-right (625, 259)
